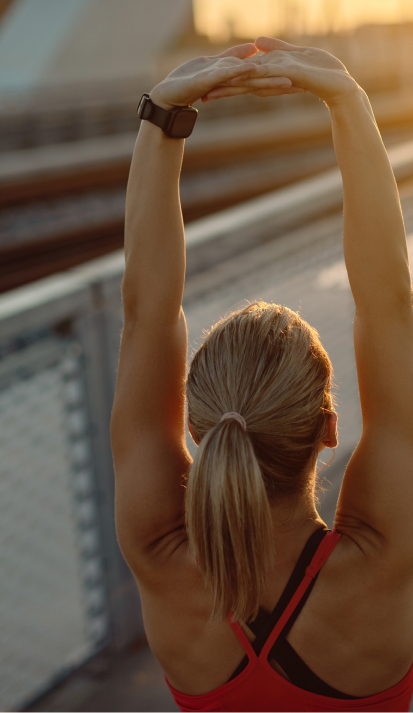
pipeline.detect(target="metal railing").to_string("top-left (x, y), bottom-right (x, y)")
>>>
top-left (0, 253), bottom-right (141, 711)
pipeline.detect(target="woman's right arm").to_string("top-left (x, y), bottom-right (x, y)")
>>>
top-left (206, 39), bottom-right (413, 562)
top-left (327, 89), bottom-right (413, 561)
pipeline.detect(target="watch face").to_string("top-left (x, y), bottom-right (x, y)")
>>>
top-left (168, 109), bottom-right (198, 138)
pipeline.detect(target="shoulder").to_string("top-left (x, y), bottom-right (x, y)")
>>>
top-left (128, 537), bottom-right (216, 662)
top-left (334, 427), bottom-right (413, 576)
top-left (326, 525), bottom-right (413, 603)
top-left (127, 531), bottom-right (206, 602)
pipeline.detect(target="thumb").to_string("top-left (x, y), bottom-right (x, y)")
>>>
top-left (254, 36), bottom-right (299, 52)
top-left (218, 43), bottom-right (258, 59)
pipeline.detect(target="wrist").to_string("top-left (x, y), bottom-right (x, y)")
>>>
top-left (149, 86), bottom-right (177, 112)
top-left (138, 92), bottom-right (198, 139)
top-left (138, 119), bottom-right (182, 145)
top-left (327, 82), bottom-right (366, 113)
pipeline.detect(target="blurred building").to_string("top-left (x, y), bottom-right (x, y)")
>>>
top-left (0, 0), bottom-right (194, 150)
top-left (309, 22), bottom-right (413, 93)
top-left (0, 0), bottom-right (194, 95)
top-left (1, 1), bottom-right (413, 152)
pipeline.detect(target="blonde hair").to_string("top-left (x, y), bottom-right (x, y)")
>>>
top-left (185, 302), bottom-right (334, 623)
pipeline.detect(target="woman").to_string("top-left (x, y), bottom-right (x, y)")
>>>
top-left (110, 37), bottom-right (413, 711)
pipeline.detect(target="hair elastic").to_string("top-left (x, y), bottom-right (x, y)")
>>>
top-left (220, 412), bottom-right (247, 430)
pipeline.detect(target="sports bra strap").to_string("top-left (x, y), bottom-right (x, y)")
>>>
top-left (260, 528), bottom-right (341, 660)
top-left (228, 619), bottom-right (257, 660)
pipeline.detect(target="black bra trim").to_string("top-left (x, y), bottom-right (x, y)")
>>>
top-left (273, 639), bottom-right (357, 700)
top-left (227, 527), bottom-right (359, 699)
top-left (250, 528), bottom-right (328, 657)
top-left (228, 528), bottom-right (327, 682)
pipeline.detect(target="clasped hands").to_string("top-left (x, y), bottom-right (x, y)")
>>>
top-left (150, 36), bottom-right (359, 114)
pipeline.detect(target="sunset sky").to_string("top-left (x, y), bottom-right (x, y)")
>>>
top-left (193, 0), bottom-right (413, 39)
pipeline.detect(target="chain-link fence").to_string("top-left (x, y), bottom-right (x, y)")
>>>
top-left (0, 335), bottom-right (108, 709)
top-left (0, 260), bottom-right (142, 711)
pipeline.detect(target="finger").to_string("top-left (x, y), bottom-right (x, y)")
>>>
top-left (202, 62), bottom-right (259, 87)
top-left (252, 87), bottom-right (306, 97)
top-left (196, 63), bottom-right (259, 98)
top-left (202, 87), bottom-right (250, 101)
top-left (230, 76), bottom-right (292, 88)
top-left (202, 84), bottom-right (305, 101)
top-left (231, 63), bottom-right (295, 81)
top-left (254, 36), bottom-right (303, 53)
top-left (217, 43), bottom-right (258, 59)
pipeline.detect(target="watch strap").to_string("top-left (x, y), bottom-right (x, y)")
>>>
top-left (138, 94), bottom-right (170, 132)
top-left (137, 93), bottom-right (198, 138)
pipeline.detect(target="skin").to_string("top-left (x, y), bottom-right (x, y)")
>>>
top-left (111, 38), bottom-right (413, 698)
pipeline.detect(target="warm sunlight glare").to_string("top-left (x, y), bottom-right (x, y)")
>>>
top-left (193, 0), bottom-right (413, 39)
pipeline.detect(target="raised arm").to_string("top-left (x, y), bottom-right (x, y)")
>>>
top-left (206, 37), bottom-right (413, 561)
top-left (327, 87), bottom-right (413, 553)
top-left (110, 44), bottom-right (297, 573)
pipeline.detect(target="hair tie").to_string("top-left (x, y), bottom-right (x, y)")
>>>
top-left (220, 412), bottom-right (247, 431)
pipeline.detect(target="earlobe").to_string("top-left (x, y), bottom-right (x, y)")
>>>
top-left (319, 412), bottom-right (338, 450)
top-left (324, 412), bottom-right (338, 448)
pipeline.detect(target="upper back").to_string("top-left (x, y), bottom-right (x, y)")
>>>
top-left (137, 527), bottom-right (413, 710)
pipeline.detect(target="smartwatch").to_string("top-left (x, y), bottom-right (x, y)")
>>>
top-left (137, 93), bottom-right (198, 139)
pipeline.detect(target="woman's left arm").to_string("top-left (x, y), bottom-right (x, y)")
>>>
top-left (110, 45), bottom-right (285, 574)
top-left (111, 118), bottom-right (190, 571)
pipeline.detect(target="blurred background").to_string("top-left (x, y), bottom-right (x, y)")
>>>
top-left (2, 1), bottom-right (413, 711)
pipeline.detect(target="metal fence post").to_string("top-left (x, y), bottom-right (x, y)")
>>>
top-left (76, 278), bottom-right (143, 651)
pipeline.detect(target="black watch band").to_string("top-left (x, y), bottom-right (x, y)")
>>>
top-left (137, 93), bottom-right (198, 139)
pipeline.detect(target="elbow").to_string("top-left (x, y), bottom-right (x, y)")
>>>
top-left (355, 274), bottom-right (413, 321)
top-left (394, 280), bottom-right (413, 316)
top-left (384, 288), bottom-right (413, 326)
top-left (110, 404), bottom-right (129, 464)
top-left (121, 273), bottom-right (140, 323)
top-left (110, 416), bottom-right (122, 465)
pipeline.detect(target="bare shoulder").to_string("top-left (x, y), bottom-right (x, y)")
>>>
top-left (312, 528), bottom-right (413, 651)
top-left (285, 530), bottom-right (413, 698)
top-left (324, 518), bottom-right (413, 626)
top-left (334, 426), bottom-right (413, 575)
top-left (129, 536), bottom-right (218, 665)
top-left (130, 533), bottom-right (209, 610)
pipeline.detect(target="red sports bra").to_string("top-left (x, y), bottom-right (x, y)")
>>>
top-left (165, 529), bottom-right (413, 712)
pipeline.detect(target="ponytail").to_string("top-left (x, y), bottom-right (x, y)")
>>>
top-left (186, 417), bottom-right (274, 623)
top-left (186, 302), bottom-right (333, 623)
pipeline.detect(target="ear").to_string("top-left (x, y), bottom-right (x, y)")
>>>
top-left (188, 420), bottom-right (199, 446)
top-left (321, 412), bottom-right (338, 450)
